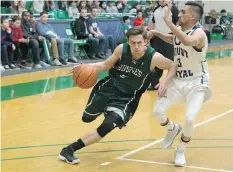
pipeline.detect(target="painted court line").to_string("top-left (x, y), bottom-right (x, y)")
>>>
top-left (121, 158), bottom-right (233, 172)
top-left (116, 109), bottom-right (233, 160)
top-left (100, 162), bottom-right (111, 166)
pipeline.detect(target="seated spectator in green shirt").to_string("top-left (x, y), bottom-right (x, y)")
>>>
top-left (122, 16), bottom-right (132, 35)
top-left (121, 16), bottom-right (132, 42)
top-left (220, 9), bottom-right (233, 25)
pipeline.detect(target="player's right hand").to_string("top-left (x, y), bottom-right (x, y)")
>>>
top-left (70, 63), bottom-right (83, 74)
top-left (155, 80), bottom-right (167, 97)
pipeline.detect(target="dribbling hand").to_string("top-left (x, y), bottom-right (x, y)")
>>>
top-left (70, 62), bottom-right (83, 74)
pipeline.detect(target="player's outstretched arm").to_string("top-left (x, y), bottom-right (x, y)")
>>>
top-left (163, 2), bottom-right (205, 48)
top-left (147, 30), bottom-right (173, 44)
top-left (151, 53), bottom-right (177, 96)
top-left (88, 44), bottom-right (123, 72)
top-left (164, 18), bottom-right (205, 47)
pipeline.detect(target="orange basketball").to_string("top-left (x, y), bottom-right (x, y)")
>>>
top-left (73, 64), bottom-right (98, 89)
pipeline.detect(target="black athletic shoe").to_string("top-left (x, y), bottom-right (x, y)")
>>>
top-left (59, 146), bottom-right (80, 164)
top-left (59, 58), bottom-right (67, 65)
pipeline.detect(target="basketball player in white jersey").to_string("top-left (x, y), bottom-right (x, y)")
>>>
top-left (148, 1), bottom-right (212, 166)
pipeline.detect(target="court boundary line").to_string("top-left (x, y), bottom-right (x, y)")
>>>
top-left (115, 109), bottom-right (233, 171)
top-left (116, 109), bottom-right (233, 159)
top-left (120, 158), bottom-right (233, 172)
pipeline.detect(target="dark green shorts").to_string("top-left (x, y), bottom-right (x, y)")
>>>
top-left (84, 77), bottom-right (142, 128)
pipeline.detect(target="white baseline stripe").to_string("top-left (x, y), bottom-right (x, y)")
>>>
top-left (121, 158), bottom-right (233, 172)
top-left (116, 109), bottom-right (233, 160)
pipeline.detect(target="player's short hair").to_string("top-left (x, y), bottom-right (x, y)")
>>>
top-left (126, 26), bottom-right (147, 40)
top-left (185, 1), bottom-right (204, 20)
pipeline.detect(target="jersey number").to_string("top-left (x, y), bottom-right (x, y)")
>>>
top-left (177, 58), bottom-right (182, 67)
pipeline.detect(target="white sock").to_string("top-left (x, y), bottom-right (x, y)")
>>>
top-left (166, 120), bottom-right (174, 130)
top-left (177, 140), bottom-right (188, 152)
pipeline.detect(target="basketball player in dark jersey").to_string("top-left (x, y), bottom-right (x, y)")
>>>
top-left (59, 26), bottom-right (177, 164)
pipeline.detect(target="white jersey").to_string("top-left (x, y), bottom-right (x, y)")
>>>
top-left (173, 25), bottom-right (209, 84)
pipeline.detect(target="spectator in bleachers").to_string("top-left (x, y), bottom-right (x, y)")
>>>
top-left (129, 2), bottom-right (140, 13)
top-left (121, 0), bottom-right (131, 13)
top-left (121, 16), bottom-right (132, 43)
top-left (87, 0), bottom-right (93, 6)
top-left (36, 11), bottom-right (77, 65)
top-left (86, 7), bottom-right (106, 58)
top-left (78, 1), bottom-right (88, 12)
top-left (99, 1), bottom-right (107, 13)
top-left (122, 16), bottom-right (132, 35)
top-left (1, 1), bottom-right (11, 8)
top-left (220, 9), bottom-right (233, 25)
top-left (10, 16), bottom-right (32, 69)
top-left (116, 1), bottom-right (124, 13)
top-left (67, 1), bottom-right (80, 18)
top-left (1, 17), bottom-right (19, 70)
top-left (93, 0), bottom-right (99, 7)
top-left (21, 11), bottom-right (49, 68)
top-left (86, 0), bottom-right (94, 12)
top-left (32, 0), bottom-right (44, 13)
top-left (44, 0), bottom-right (54, 12)
top-left (29, 11), bottom-right (38, 26)
top-left (57, 1), bottom-right (68, 11)
top-left (106, 1), bottom-right (118, 13)
top-left (140, 1), bottom-right (153, 18)
top-left (8, 0), bottom-right (19, 15)
top-left (75, 8), bottom-right (98, 59)
top-left (18, 0), bottom-right (27, 16)
top-left (133, 10), bottom-right (144, 26)
top-left (92, 0), bottom-right (101, 13)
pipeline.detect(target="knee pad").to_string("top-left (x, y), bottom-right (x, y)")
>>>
top-left (183, 118), bottom-right (195, 137)
top-left (82, 111), bottom-right (101, 123)
top-left (152, 103), bottom-right (167, 123)
top-left (97, 112), bottom-right (122, 137)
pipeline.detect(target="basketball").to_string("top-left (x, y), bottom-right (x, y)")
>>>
top-left (73, 64), bottom-right (98, 89)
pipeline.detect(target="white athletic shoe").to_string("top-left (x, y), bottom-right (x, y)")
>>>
top-left (162, 124), bottom-right (182, 148)
top-left (174, 149), bottom-right (186, 167)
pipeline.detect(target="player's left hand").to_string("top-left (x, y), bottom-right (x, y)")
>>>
top-left (155, 81), bottom-right (167, 97)
top-left (163, 0), bottom-right (172, 21)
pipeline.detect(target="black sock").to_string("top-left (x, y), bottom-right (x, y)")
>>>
top-left (70, 139), bottom-right (85, 151)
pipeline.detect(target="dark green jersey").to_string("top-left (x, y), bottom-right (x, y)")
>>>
top-left (109, 43), bottom-right (156, 95)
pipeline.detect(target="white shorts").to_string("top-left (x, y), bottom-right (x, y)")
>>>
top-left (156, 77), bottom-right (212, 106)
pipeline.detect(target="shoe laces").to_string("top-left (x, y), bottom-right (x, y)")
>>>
top-left (164, 127), bottom-right (176, 141)
top-left (176, 149), bottom-right (184, 157)
top-left (65, 147), bottom-right (74, 156)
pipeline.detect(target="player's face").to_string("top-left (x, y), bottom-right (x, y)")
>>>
top-left (128, 35), bottom-right (147, 54)
top-left (178, 6), bottom-right (193, 26)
